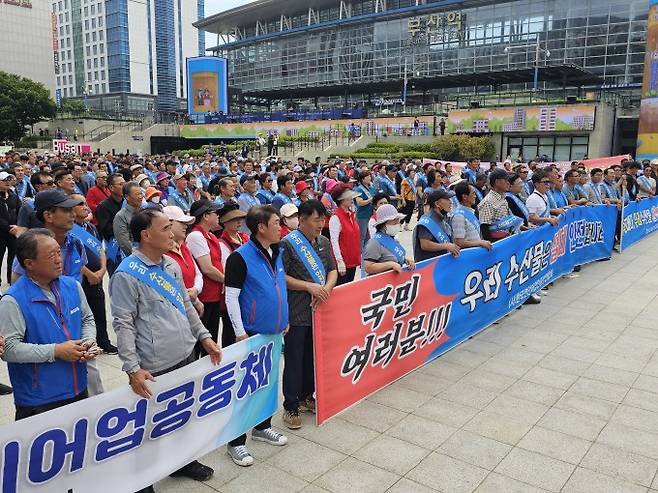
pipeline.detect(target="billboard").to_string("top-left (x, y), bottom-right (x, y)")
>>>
top-left (180, 116), bottom-right (434, 139)
top-left (637, 0), bottom-right (658, 159)
top-left (448, 105), bottom-right (596, 134)
top-left (186, 56), bottom-right (228, 116)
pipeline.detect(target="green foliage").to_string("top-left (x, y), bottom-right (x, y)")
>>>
top-left (60, 98), bottom-right (87, 113)
top-left (0, 71), bottom-right (56, 140)
top-left (431, 134), bottom-right (496, 161)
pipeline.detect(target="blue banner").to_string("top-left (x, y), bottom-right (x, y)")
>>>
top-left (315, 205), bottom-right (618, 423)
top-left (621, 196), bottom-right (658, 252)
top-left (0, 334), bottom-right (282, 493)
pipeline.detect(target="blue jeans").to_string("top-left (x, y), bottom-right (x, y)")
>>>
top-left (357, 216), bottom-right (370, 251)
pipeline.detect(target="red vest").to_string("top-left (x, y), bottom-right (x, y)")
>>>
top-left (219, 230), bottom-right (249, 253)
top-left (334, 207), bottom-right (361, 268)
top-left (164, 242), bottom-right (196, 290)
top-left (191, 225), bottom-right (224, 304)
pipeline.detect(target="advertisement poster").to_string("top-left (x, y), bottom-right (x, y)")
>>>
top-left (313, 206), bottom-right (617, 424)
top-left (637, 0), bottom-right (658, 159)
top-left (448, 104), bottom-right (596, 134)
top-left (0, 335), bottom-right (281, 493)
top-left (187, 56), bottom-right (229, 115)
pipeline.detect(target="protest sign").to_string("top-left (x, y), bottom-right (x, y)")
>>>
top-left (313, 205), bottom-right (617, 424)
top-left (621, 196), bottom-right (658, 252)
top-left (0, 334), bottom-right (282, 493)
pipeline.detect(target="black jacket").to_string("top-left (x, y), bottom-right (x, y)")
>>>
top-left (0, 190), bottom-right (20, 234)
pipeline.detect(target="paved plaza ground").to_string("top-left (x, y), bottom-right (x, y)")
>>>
top-left (1, 230), bottom-right (658, 492)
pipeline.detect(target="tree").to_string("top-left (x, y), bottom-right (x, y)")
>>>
top-left (60, 98), bottom-right (87, 113)
top-left (431, 134), bottom-right (496, 161)
top-left (0, 71), bottom-right (56, 141)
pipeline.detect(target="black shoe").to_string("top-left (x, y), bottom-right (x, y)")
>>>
top-left (134, 486), bottom-right (155, 493)
top-left (523, 295), bottom-right (541, 305)
top-left (100, 344), bottom-right (118, 355)
top-left (0, 383), bottom-right (13, 395)
top-left (170, 460), bottom-right (213, 481)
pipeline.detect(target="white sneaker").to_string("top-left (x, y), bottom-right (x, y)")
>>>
top-left (252, 427), bottom-right (288, 446)
top-left (564, 273), bottom-right (580, 279)
top-left (227, 445), bottom-right (254, 467)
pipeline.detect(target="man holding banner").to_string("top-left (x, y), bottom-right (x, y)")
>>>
top-left (413, 190), bottom-right (460, 262)
top-left (223, 205), bottom-right (289, 466)
top-left (0, 229), bottom-right (98, 420)
top-left (451, 181), bottom-right (492, 251)
top-left (281, 200), bottom-right (337, 429)
top-left (110, 209), bottom-right (222, 491)
top-left (478, 169), bottom-right (523, 243)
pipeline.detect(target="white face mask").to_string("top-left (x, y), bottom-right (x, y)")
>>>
top-left (385, 223), bottom-right (402, 236)
top-left (285, 217), bottom-right (299, 230)
top-left (150, 195), bottom-right (161, 204)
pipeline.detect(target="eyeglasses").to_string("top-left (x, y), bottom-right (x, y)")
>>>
top-left (42, 180), bottom-right (54, 186)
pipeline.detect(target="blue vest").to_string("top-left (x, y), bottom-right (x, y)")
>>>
top-left (256, 188), bottom-right (275, 205)
top-left (6, 276), bottom-right (87, 407)
top-left (235, 241), bottom-right (289, 334)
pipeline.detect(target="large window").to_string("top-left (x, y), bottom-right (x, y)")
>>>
top-left (507, 135), bottom-right (589, 161)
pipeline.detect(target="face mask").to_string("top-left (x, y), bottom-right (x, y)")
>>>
top-left (286, 217), bottom-right (299, 230)
top-left (386, 223), bottom-right (402, 236)
top-left (150, 195), bottom-right (160, 204)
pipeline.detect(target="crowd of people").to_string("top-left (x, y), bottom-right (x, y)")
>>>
top-left (0, 148), bottom-right (656, 492)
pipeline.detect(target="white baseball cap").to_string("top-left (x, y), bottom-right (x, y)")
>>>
top-left (280, 203), bottom-right (298, 218)
top-left (162, 205), bottom-right (195, 224)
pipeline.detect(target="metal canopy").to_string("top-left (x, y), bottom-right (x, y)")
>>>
top-left (240, 64), bottom-right (602, 100)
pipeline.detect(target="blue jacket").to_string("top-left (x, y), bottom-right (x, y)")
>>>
top-left (6, 275), bottom-right (87, 407)
top-left (235, 241), bottom-right (288, 334)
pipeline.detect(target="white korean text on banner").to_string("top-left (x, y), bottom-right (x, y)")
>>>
top-left (0, 334), bottom-right (282, 493)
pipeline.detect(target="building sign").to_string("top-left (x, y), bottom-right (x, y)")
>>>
top-left (448, 105), bottom-right (596, 134)
top-left (52, 13), bottom-right (59, 75)
top-left (374, 98), bottom-right (404, 106)
top-left (2, 0), bottom-right (32, 7)
top-left (408, 11), bottom-right (465, 45)
top-left (53, 140), bottom-right (92, 155)
top-left (637, 0), bottom-right (658, 159)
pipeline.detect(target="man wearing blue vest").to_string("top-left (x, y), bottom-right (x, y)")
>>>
top-left (451, 182), bottom-right (492, 251)
top-left (0, 229), bottom-right (97, 420)
top-left (413, 190), bottom-right (461, 263)
top-left (223, 205), bottom-right (289, 466)
top-left (526, 171), bottom-right (561, 227)
top-left (272, 175), bottom-right (295, 211)
top-left (111, 209), bottom-right (222, 491)
top-left (281, 200), bottom-right (337, 429)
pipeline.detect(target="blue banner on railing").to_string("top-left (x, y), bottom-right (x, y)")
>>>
top-left (0, 334), bottom-right (282, 493)
top-left (621, 196), bottom-right (658, 252)
top-left (314, 205), bottom-right (617, 423)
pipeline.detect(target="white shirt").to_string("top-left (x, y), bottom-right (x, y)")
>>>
top-left (526, 191), bottom-right (549, 217)
top-left (186, 230), bottom-right (210, 258)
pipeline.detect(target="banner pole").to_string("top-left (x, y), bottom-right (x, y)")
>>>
top-left (619, 186), bottom-right (626, 253)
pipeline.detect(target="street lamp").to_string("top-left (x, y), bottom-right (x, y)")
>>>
top-left (504, 36), bottom-right (550, 96)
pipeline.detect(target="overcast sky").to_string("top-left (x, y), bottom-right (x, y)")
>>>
top-left (203, 0), bottom-right (253, 48)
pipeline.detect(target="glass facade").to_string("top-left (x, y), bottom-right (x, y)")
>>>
top-left (213, 0), bottom-right (647, 105)
top-left (154, 0), bottom-right (177, 111)
top-left (105, 0), bottom-right (130, 93)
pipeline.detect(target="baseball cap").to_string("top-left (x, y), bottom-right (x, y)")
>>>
top-left (134, 173), bottom-right (149, 185)
top-left (295, 180), bottom-right (310, 194)
top-left (162, 205), bottom-right (194, 224)
top-left (172, 173), bottom-right (188, 181)
top-left (0, 171), bottom-right (15, 181)
top-left (130, 164), bottom-right (143, 172)
top-left (324, 178), bottom-right (339, 194)
top-left (190, 199), bottom-right (223, 217)
top-left (374, 204), bottom-right (405, 226)
top-left (293, 165), bottom-right (303, 172)
top-left (34, 189), bottom-right (84, 211)
top-left (96, 170), bottom-right (108, 179)
top-left (280, 203), bottom-right (299, 218)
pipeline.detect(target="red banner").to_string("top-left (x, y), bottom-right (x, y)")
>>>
top-left (313, 263), bottom-right (455, 424)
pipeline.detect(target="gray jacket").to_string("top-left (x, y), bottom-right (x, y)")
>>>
top-left (113, 204), bottom-right (136, 256)
top-left (110, 250), bottom-right (211, 373)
